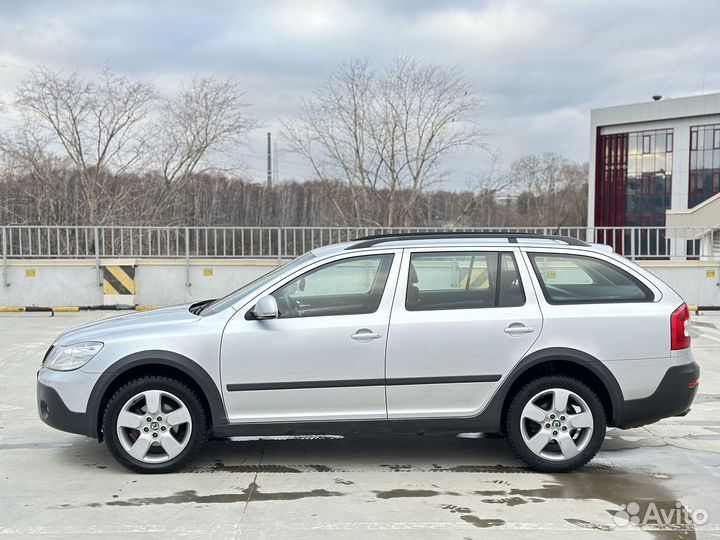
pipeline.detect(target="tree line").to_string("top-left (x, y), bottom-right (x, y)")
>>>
top-left (0, 58), bottom-right (587, 228)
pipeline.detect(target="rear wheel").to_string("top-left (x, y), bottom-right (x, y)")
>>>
top-left (102, 376), bottom-right (207, 473)
top-left (505, 375), bottom-right (606, 472)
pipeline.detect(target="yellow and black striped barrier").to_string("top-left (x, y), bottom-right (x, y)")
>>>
top-left (0, 306), bottom-right (79, 314)
top-left (103, 265), bottom-right (136, 297)
top-left (0, 305), bottom-right (163, 313)
top-left (135, 305), bottom-right (161, 311)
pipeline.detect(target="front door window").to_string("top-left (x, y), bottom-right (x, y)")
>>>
top-left (272, 254), bottom-right (394, 318)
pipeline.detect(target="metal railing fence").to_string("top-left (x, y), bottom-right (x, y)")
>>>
top-left (1, 225), bottom-right (716, 261)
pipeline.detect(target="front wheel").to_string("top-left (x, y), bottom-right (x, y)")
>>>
top-left (102, 376), bottom-right (207, 473)
top-left (505, 375), bottom-right (606, 472)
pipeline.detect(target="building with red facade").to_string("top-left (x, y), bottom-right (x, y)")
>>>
top-left (589, 94), bottom-right (720, 258)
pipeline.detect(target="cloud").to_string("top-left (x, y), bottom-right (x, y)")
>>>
top-left (1, 0), bottom-right (719, 187)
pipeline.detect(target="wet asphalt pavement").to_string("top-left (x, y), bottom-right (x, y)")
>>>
top-left (1, 312), bottom-right (719, 539)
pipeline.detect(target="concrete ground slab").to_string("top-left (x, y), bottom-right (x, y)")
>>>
top-left (1, 311), bottom-right (719, 538)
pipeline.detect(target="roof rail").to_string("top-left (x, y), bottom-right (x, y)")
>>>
top-left (347, 232), bottom-right (589, 250)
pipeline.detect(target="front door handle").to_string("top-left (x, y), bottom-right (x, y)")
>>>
top-left (504, 323), bottom-right (535, 336)
top-left (351, 329), bottom-right (382, 342)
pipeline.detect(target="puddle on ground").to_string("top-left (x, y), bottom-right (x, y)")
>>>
top-left (374, 489), bottom-right (441, 499)
top-left (441, 504), bottom-right (505, 529)
top-left (44, 431), bottom-right (698, 538)
top-left (380, 463), bottom-right (530, 473)
top-left (460, 516), bottom-right (505, 528)
top-left (188, 462), bottom-right (538, 474)
top-left (187, 463), bottom-right (335, 474)
top-left (53, 482), bottom-right (345, 508)
top-left (50, 461), bottom-right (697, 537)
top-left (602, 433), bottom-right (720, 452)
top-left (565, 518), bottom-right (613, 531)
top-left (415, 473), bottom-right (697, 536)
top-left (370, 471), bottom-right (695, 537)
top-left (472, 472), bottom-right (697, 539)
top-left (602, 436), bottom-right (667, 451)
top-left (480, 495), bottom-right (542, 506)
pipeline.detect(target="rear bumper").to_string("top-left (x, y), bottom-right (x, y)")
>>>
top-left (37, 380), bottom-right (94, 437)
top-left (615, 361), bottom-right (700, 429)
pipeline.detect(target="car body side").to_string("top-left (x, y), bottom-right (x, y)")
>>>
top-left (37, 243), bottom-right (698, 441)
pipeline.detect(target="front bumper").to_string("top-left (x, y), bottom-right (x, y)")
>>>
top-left (616, 361), bottom-right (700, 429)
top-left (37, 380), bottom-right (93, 436)
top-left (36, 366), bottom-right (100, 438)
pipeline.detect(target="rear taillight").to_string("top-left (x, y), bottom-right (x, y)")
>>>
top-left (671, 303), bottom-right (691, 350)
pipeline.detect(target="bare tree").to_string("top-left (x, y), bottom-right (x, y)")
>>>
top-left (452, 149), bottom-right (516, 227)
top-left (5, 67), bottom-right (155, 223)
top-left (152, 77), bottom-right (257, 222)
top-left (282, 57), bottom-right (484, 226)
top-left (509, 153), bottom-right (588, 227)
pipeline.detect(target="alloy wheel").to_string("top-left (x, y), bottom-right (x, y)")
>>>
top-left (519, 387), bottom-right (594, 462)
top-left (115, 389), bottom-right (193, 464)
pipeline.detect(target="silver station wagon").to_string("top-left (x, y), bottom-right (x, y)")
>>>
top-left (37, 233), bottom-right (699, 473)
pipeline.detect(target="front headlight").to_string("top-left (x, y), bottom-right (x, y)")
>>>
top-left (44, 341), bottom-right (103, 371)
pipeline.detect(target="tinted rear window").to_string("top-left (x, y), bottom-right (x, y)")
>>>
top-left (529, 253), bottom-right (654, 304)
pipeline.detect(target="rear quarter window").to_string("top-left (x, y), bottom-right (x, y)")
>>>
top-left (529, 253), bottom-right (654, 304)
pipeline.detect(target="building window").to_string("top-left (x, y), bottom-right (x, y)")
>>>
top-left (595, 128), bottom-right (672, 228)
top-left (689, 124), bottom-right (720, 207)
top-left (689, 174), bottom-right (702, 195)
top-left (642, 135), bottom-right (652, 154)
top-left (595, 128), bottom-right (673, 257)
top-left (641, 175), bottom-right (652, 195)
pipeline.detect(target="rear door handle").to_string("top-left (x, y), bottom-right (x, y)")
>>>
top-left (504, 324), bottom-right (535, 336)
top-left (351, 329), bottom-right (382, 342)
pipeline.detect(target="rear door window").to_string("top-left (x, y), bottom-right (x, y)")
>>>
top-left (529, 253), bottom-right (654, 304)
top-left (406, 251), bottom-right (525, 311)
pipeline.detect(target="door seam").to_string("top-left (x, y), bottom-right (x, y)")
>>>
top-left (383, 249), bottom-right (406, 419)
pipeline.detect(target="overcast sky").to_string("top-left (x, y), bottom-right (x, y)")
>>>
top-left (1, 0), bottom-right (719, 189)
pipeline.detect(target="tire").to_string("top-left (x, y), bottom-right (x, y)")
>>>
top-left (505, 375), bottom-right (606, 473)
top-left (102, 375), bottom-right (207, 473)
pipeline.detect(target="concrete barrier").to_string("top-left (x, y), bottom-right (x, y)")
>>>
top-left (0, 259), bottom-right (283, 308)
top-left (639, 261), bottom-right (720, 308)
top-left (1, 258), bottom-right (718, 308)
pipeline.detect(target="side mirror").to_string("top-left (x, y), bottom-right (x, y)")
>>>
top-left (253, 296), bottom-right (279, 320)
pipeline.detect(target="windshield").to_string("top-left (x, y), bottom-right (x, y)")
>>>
top-left (200, 252), bottom-right (316, 316)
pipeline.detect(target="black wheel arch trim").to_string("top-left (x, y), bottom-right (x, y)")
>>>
top-left (85, 350), bottom-right (227, 439)
top-left (484, 347), bottom-right (625, 428)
